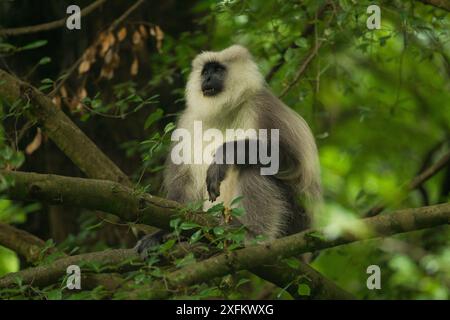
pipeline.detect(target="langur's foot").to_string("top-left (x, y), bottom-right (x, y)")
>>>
top-left (134, 230), bottom-right (167, 259)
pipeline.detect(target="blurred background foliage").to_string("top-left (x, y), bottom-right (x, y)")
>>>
top-left (0, 0), bottom-right (449, 299)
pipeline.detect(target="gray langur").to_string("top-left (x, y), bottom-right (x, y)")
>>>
top-left (135, 45), bottom-right (321, 253)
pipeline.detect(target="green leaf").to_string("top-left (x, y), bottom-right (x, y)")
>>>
top-left (294, 38), bottom-right (309, 49)
top-left (236, 278), bottom-right (250, 288)
top-left (38, 84), bottom-right (53, 91)
top-left (306, 231), bottom-right (325, 240)
top-left (9, 152), bottom-right (24, 168)
top-left (230, 196), bottom-right (244, 206)
top-left (283, 257), bottom-right (301, 269)
top-left (164, 122), bottom-right (176, 134)
top-left (40, 78), bottom-right (54, 84)
top-left (170, 218), bottom-right (181, 230)
top-left (231, 207), bottom-right (245, 217)
top-left (0, 42), bottom-right (17, 52)
top-left (144, 108), bottom-right (163, 129)
top-left (227, 230), bottom-right (245, 243)
top-left (206, 202), bottom-right (224, 213)
top-left (190, 229), bottom-right (203, 243)
top-left (179, 222), bottom-right (200, 230)
top-left (213, 226), bottom-right (225, 235)
top-left (175, 252), bottom-right (196, 268)
top-left (38, 57), bottom-right (51, 65)
top-left (297, 283), bottom-right (311, 296)
top-left (185, 200), bottom-right (203, 212)
top-left (159, 239), bottom-right (176, 253)
top-left (85, 222), bottom-right (103, 231)
top-left (284, 47), bottom-right (295, 61)
top-left (21, 40), bottom-right (48, 51)
top-left (45, 289), bottom-right (63, 300)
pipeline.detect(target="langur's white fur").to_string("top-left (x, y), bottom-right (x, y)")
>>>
top-left (186, 45), bottom-right (264, 119)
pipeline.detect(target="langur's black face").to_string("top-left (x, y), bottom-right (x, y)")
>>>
top-left (201, 61), bottom-right (226, 97)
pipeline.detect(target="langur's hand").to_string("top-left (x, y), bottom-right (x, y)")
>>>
top-left (206, 162), bottom-right (229, 202)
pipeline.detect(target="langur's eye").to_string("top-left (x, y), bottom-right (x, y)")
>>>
top-left (201, 61), bottom-right (226, 75)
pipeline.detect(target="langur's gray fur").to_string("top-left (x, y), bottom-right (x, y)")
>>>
top-left (163, 45), bottom-right (321, 240)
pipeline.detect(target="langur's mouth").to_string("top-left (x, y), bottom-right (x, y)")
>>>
top-left (202, 88), bottom-right (218, 96)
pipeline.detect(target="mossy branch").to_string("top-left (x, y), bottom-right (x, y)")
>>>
top-left (1, 170), bottom-right (448, 299)
top-left (0, 222), bottom-right (128, 292)
top-left (126, 202), bottom-right (450, 299)
top-left (0, 248), bottom-right (136, 289)
top-left (0, 170), bottom-right (214, 230)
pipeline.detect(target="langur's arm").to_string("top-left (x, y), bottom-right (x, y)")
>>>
top-left (206, 139), bottom-right (275, 201)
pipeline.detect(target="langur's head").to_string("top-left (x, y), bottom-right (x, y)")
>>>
top-left (186, 45), bottom-right (264, 116)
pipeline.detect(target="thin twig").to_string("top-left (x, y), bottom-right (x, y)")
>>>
top-left (365, 149), bottom-right (450, 217)
top-left (0, 0), bottom-right (108, 37)
top-left (265, 3), bottom-right (329, 83)
top-left (279, 40), bottom-right (323, 98)
top-left (277, 4), bottom-right (337, 98)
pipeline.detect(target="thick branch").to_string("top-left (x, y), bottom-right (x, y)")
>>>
top-left (126, 202), bottom-right (450, 299)
top-left (0, 218), bottom-right (353, 299)
top-left (0, 69), bottom-right (130, 185)
top-left (0, 222), bottom-right (58, 263)
top-left (0, 249), bottom-right (136, 288)
top-left (0, 170), bottom-right (354, 299)
top-left (0, 222), bottom-right (128, 292)
top-left (3, 171), bottom-right (449, 299)
top-left (251, 263), bottom-right (355, 300)
top-left (0, 0), bottom-right (108, 37)
top-left (1, 170), bottom-right (214, 231)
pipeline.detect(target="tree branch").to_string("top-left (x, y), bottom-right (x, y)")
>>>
top-left (0, 222), bottom-right (129, 292)
top-left (277, 3), bottom-right (337, 98)
top-left (0, 69), bottom-right (130, 185)
top-left (0, 170), bottom-right (214, 230)
top-left (251, 263), bottom-right (355, 300)
top-left (0, 248), bottom-right (136, 289)
top-left (126, 202), bottom-right (450, 299)
top-left (418, 0), bottom-right (450, 11)
top-left (278, 40), bottom-right (323, 98)
top-left (0, 222), bottom-right (58, 263)
top-left (0, 170), bottom-right (353, 299)
top-left (265, 3), bottom-right (329, 82)
top-left (2, 170), bottom-right (448, 299)
top-left (409, 150), bottom-right (450, 190)
top-left (365, 150), bottom-right (450, 217)
top-left (0, 0), bottom-right (108, 37)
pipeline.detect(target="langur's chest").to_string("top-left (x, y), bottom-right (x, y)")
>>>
top-left (185, 115), bottom-right (257, 209)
